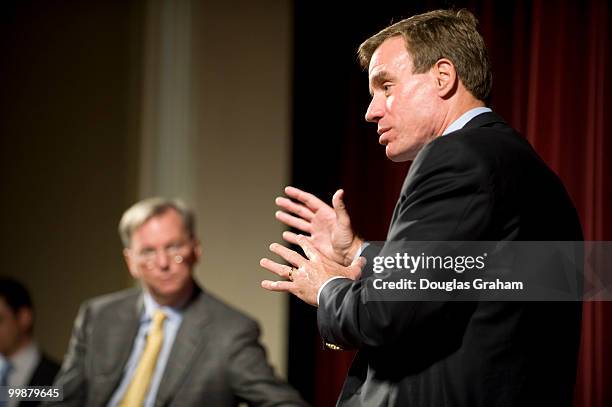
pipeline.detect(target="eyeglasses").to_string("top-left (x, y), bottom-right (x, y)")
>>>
top-left (133, 241), bottom-right (192, 270)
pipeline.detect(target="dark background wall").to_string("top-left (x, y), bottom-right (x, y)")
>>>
top-left (0, 0), bottom-right (295, 379)
top-left (0, 0), bottom-right (142, 359)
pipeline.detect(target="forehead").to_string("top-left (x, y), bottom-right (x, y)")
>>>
top-left (368, 36), bottom-right (413, 77)
top-left (131, 209), bottom-right (188, 245)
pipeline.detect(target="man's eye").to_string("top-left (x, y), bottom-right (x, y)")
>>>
top-left (167, 244), bottom-right (181, 253)
top-left (383, 84), bottom-right (392, 94)
top-left (140, 249), bottom-right (155, 259)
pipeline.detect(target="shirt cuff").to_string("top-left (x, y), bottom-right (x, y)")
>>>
top-left (353, 242), bottom-right (368, 261)
top-left (317, 276), bottom-right (346, 306)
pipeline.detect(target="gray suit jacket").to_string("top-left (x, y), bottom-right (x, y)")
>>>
top-left (49, 285), bottom-right (307, 406)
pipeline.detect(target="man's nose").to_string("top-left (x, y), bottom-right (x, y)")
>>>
top-left (156, 251), bottom-right (171, 269)
top-left (365, 96), bottom-right (383, 123)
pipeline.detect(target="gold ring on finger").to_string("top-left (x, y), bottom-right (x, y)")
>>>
top-left (288, 267), bottom-right (297, 281)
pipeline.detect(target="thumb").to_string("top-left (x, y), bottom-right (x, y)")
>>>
top-left (346, 256), bottom-right (366, 280)
top-left (332, 189), bottom-right (352, 227)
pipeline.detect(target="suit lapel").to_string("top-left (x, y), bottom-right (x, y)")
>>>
top-left (387, 150), bottom-right (425, 236)
top-left (94, 293), bottom-right (142, 405)
top-left (154, 288), bottom-right (211, 407)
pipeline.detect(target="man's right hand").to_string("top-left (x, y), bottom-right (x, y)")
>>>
top-left (275, 186), bottom-right (363, 266)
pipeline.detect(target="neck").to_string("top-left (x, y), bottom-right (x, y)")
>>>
top-left (437, 92), bottom-right (485, 136)
top-left (151, 280), bottom-right (194, 309)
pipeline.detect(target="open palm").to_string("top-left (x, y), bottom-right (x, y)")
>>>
top-left (275, 186), bottom-right (362, 266)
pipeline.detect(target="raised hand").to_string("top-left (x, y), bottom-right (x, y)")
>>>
top-left (260, 235), bottom-right (365, 306)
top-left (275, 186), bottom-right (363, 266)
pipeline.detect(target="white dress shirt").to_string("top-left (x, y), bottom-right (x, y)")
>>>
top-left (0, 342), bottom-right (41, 407)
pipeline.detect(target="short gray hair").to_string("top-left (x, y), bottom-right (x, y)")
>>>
top-left (118, 197), bottom-right (196, 248)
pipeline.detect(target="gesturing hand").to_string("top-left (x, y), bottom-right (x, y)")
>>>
top-left (260, 235), bottom-right (365, 306)
top-left (275, 186), bottom-right (363, 266)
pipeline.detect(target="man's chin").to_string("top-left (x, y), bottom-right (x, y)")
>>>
top-left (158, 277), bottom-right (195, 300)
top-left (150, 282), bottom-right (189, 300)
top-left (150, 288), bottom-right (187, 306)
top-left (385, 146), bottom-right (414, 162)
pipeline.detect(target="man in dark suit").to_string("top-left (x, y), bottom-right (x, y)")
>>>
top-left (261, 9), bottom-right (582, 407)
top-left (0, 278), bottom-right (60, 407)
top-left (50, 198), bottom-right (307, 407)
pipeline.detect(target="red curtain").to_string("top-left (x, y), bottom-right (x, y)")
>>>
top-left (311, 1), bottom-right (612, 405)
top-left (481, 1), bottom-right (612, 405)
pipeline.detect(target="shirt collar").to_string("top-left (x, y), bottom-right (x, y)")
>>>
top-left (3, 342), bottom-right (39, 372)
top-left (442, 106), bottom-right (492, 135)
top-left (142, 291), bottom-right (184, 323)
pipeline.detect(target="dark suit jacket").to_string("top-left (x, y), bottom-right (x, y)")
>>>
top-left (49, 285), bottom-right (307, 406)
top-left (318, 112), bottom-right (583, 407)
top-left (19, 354), bottom-right (60, 407)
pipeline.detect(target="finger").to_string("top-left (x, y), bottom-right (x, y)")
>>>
top-left (295, 235), bottom-right (321, 261)
top-left (332, 189), bottom-right (352, 227)
top-left (285, 186), bottom-right (327, 212)
top-left (269, 243), bottom-right (307, 266)
top-left (261, 279), bottom-right (294, 292)
top-left (275, 197), bottom-right (314, 221)
top-left (275, 211), bottom-right (313, 234)
top-left (260, 258), bottom-right (293, 279)
top-left (282, 231), bottom-right (299, 245)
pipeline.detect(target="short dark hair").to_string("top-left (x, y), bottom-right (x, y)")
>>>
top-left (0, 277), bottom-right (33, 314)
top-left (358, 9), bottom-right (492, 101)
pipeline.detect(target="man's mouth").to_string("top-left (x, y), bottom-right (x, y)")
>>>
top-left (377, 126), bottom-right (391, 136)
top-left (378, 128), bottom-right (391, 145)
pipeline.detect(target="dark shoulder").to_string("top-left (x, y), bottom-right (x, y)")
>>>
top-left (28, 354), bottom-right (61, 386)
top-left (432, 118), bottom-right (531, 161)
top-left (419, 113), bottom-right (581, 240)
top-left (413, 115), bottom-right (540, 184)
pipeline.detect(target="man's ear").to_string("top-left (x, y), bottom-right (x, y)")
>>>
top-left (193, 239), bottom-right (202, 264)
top-left (433, 58), bottom-right (457, 98)
top-left (124, 248), bottom-right (140, 279)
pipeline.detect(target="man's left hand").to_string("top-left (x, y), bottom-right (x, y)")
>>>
top-left (260, 235), bottom-right (365, 306)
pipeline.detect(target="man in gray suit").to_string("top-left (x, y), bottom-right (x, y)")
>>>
top-left (51, 198), bottom-right (306, 406)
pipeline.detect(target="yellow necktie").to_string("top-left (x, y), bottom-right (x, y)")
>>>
top-left (120, 310), bottom-right (167, 407)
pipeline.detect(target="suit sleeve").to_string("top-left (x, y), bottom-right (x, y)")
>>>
top-left (44, 303), bottom-right (91, 406)
top-left (227, 320), bottom-right (309, 406)
top-left (318, 138), bottom-right (494, 350)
